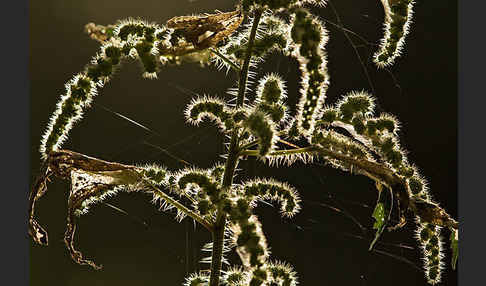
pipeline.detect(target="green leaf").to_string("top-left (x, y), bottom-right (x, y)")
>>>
top-left (370, 202), bottom-right (385, 250)
top-left (372, 203), bottom-right (385, 230)
top-left (369, 183), bottom-right (393, 251)
top-left (450, 229), bottom-right (459, 270)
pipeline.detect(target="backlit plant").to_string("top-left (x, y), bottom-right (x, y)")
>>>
top-left (29, 1), bottom-right (458, 285)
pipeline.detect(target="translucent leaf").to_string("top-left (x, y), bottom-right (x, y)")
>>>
top-left (370, 203), bottom-right (385, 251)
top-left (369, 183), bottom-right (393, 250)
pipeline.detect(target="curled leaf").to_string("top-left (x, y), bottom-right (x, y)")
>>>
top-left (30, 150), bottom-right (144, 269)
top-left (450, 228), bottom-right (458, 270)
top-left (28, 162), bottom-right (51, 246)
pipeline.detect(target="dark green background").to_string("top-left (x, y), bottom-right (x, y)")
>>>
top-left (29, 0), bottom-right (457, 285)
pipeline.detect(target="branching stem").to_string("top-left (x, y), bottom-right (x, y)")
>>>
top-left (208, 9), bottom-right (263, 286)
top-left (238, 131), bottom-right (299, 154)
top-left (209, 47), bottom-right (241, 72)
top-left (242, 145), bottom-right (458, 230)
top-left (145, 181), bottom-right (213, 231)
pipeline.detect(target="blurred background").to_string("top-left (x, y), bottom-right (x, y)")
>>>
top-left (29, 0), bottom-right (457, 285)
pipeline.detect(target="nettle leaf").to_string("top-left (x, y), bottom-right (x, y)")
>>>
top-left (370, 203), bottom-right (385, 251)
top-left (369, 183), bottom-right (393, 250)
top-left (372, 203), bottom-right (385, 230)
top-left (450, 229), bottom-right (459, 270)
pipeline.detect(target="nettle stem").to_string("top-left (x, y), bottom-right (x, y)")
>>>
top-left (237, 10), bottom-right (263, 106)
top-left (208, 9), bottom-right (263, 286)
top-left (242, 146), bottom-right (458, 230)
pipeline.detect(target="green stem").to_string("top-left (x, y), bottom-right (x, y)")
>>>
top-left (146, 182), bottom-right (213, 231)
top-left (238, 138), bottom-right (259, 153)
top-left (241, 145), bottom-right (402, 184)
top-left (209, 48), bottom-right (241, 72)
top-left (244, 144), bottom-right (458, 229)
top-left (236, 10), bottom-right (263, 106)
top-left (241, 146), bottom-right (317, 157)
top-left (208, 10), bottom-right (263, 286)
top-left (238, 131), bottom-right (290, 153)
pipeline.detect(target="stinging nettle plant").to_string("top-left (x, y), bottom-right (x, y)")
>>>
top-left (29, 0), bottom-right (458, 285)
